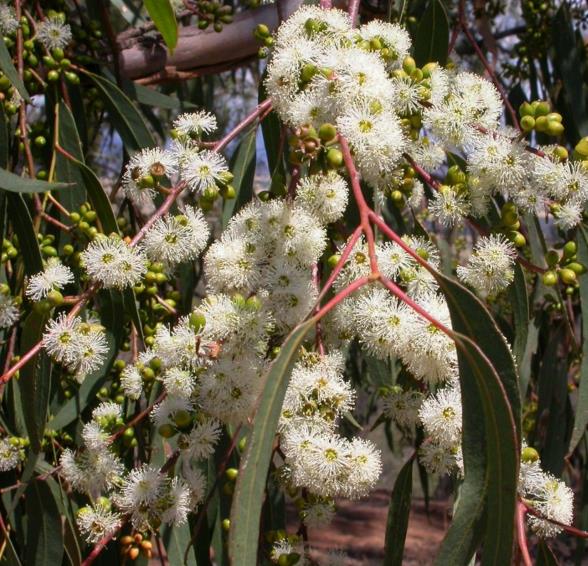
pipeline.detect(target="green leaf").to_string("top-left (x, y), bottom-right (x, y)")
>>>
top-left (552, 4), bottom-right (588, 140)
top-left (259, 73), bottom-right (282, 174)
top-left (55, 102), bottom-right (87, 211)
top-left (384, 457), bottom-right (413, 566)
top-left (0, 167), bottom-right (71, 194)
top-left (413, 0), bottom-right (449, 67)
top-left (123, 80), bottom-right (197, 109)
top-left (0, 104), bottom-right (9, 168)
top-left (222, 128), bottom-right (257, 228)
top-left (145, 0), bottom-right (178, 53)
top-left (25, 481), bottom-right (64, 566)
top-left (510, 262), bottom-right (529, 368)
top-left (60, 151), bottom-right (118, 234)
top-left (162, 523), bottom-right (197, 566)
top-left (0, 38), bottom-right (29, 102)
top-left (85, 71), bottom-right (155, 153)
top-left (17, 312), bottom-right (51, 452)
top-left (570, 226), bottom-right (588, 454)
top-left (7, 193), bottom-right (42, 274)
top-left (229, 319), bottom-right (315, 565)
top-left (432, 272), bottom-right (519, 566)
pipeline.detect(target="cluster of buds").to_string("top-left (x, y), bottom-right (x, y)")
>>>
top-left (194, 0), bottom-right (233, 32)
top-left (498, 202), bottom-right (527, 248)
top-left (119, 533), bottom-right (153, 561)
top-left (519, 101), bottom-right (564, 137)
top-left (254, 23), bottom-right (274, 58)
top-left (288, 123), bottom-right (342, 169)
top-left (573, 136), bottom-right (588, 169)
top-left (542, 241), bottom-right (586, 293)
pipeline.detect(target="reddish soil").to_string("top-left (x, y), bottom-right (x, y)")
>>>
top-left (297, 490), bottom-right (449, 565)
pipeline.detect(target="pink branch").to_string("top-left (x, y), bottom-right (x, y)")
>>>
top-left (312, 276), bottom-right (371, 321)
top-left (213, 99), bottom-right (272, 152)
top-left (338, 135), bottom-right (379, 276)
top-left (516, 502), bottom-right (532, 566)
top-left (348, 0), bottom-right (360, 26)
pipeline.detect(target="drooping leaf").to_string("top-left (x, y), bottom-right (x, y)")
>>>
top-left (16, 312), bottom-right (51, 452)
top-left (536, 540), bottom-right (559, 566)
top-left (162, 523), bottom-right (198, 566)
top-left (0, 167), bottom-right (71, 194)
top-left (229, 319), bottom-right (315, 565)
top-left (432, 272), bottom-right (519, 565)
top-left (0, 38), bottom-right (29, 101)
top-left (145, 0), bottom-right (178, 53)
top-left (25, 481), bottom-right (64, 566)
top-left (510, 262), bottom-right (529, 367)
top-left (569, 226), bottom-right (588, 454)
top-left (123, 80), bottom-right (197, 109)
top-left (0, 103), bottom-right (9, 168)
top-left (55, 102), bottom-right (88, 212)
top-left (413, 0), bottom-right (449, 67)
top-left (222, 128), bottom-right (257, 228)
top-left (384, 456), bottom-right (413, 566)
top-left (85, 71), bottom-right (155, 153)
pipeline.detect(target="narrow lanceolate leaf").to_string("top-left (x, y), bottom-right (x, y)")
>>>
top-left (7, 193), bottom-right (42, 274)
top-left (0, 167), bottom-right (71, 194)
top-left (413, 0), bottom-right (449, 67)
top-left (384, 456), bottom-right (413, 566)
top-left (510, 263), bottom-right (529, 368)
top-left (570, 226), bottom-right (588, 454)
top-left (55, 102), bottom-right (87, 211)
top-left (144, 0), bottom-right (178, 53)
top-left (17, 312), bottom-right (51, 452)
top-left (229, 319), bottom-right (315, 566)
top-left (222, 128), bottom-right (257, 228)
top-left (432, 272), bottom-right (519, 566)
top-left (0, 38), bottom-right (29, 101)
top-left (25, 481), bottom-right (64, 566)
top-left (123, 80), bottom-right (197, 109)
top-left (435, 330), bottom-right (518, 566)
top-left (536, 540), bottom-right (559, 566)
top-left (85, 72), bottom-right (155, 153)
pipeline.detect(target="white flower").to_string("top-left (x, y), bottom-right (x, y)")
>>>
top-left (81, 236), bottom-right (147, 290)
top-left (181, 149), bottom-right (229, 195)
top-left (60, 448), bottom-right (123, 497)
top-left (151, 396), bottom-right (193, 428)
top-left (184, 418), bottom-right (222, 461)
top-left (161, 477), bottom-right (193, 526)
top-left (418, 386), bottom-right (462, 448)
top-left (77, 503), bottom-right (121, 544)
top-left (0, 291), bottom-right (19, 328)
top-left (82, 422), bottom-right (110, 451)
top-left (419, 440), bottom-right (461, 476)
top-left (117, 465), bottom-right (165, 510)
top-left (120, 364), bottom-right (143, 400)
top-left (42, 314), bottom-right (108, 377)
top-left (553, 201), bottom-right (583, 230)
top-left (26, 258), bottom-right (74, 301)
top-left (122, 148), bottom-right (178, 205)
top-left (356, 20), bottom-right (411, 69)
top-left (0, 5), bottom-right (18, 35)
top-left (382, 386), bottom-right (423, 428)
top-left (0, 438), bottom-right (21, 471)
top-left (153, 316), bottom-right (205, 370)
top-left (37, 16), bottom-right (72, 51)
top-left (294, 171), bottom-right (348, 224)
top-left (337, 102), bottom-right (406, 177)
top-left (344, 438), bottom-right (382, 499)
top-left (92, 401), bottom-right (122, 424)
top-left (174, 111), bottom-right (218, 138)
top-left (527, 475), bottom-right (574, 538)
top-left (161, 367), bottom-right (197, 398)
top-left (428, 187), bottom-right (471, 226)
top-left (457, 234), bottom-right (517, 296)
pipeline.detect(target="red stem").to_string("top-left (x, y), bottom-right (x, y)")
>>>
top-left (312, 276), bottom-right (371, 321)
top-left (213, 99), bottom-right (272, 153)
top-left (516, 502), bottom-right (532, 566)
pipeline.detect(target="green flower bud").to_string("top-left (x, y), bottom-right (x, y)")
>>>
top-left (534, 115), bottom-right (548, 132)
top-left (326, 148), bottom-right (343, 168)
top-left (47, 289), bottom-right (64, 307)
top-left (225, 467), bottom-right (239, 481)
top-left (575, 137), bottom-right (588, 158)
top-left (545, 250), bottom-right (559, 267)
top-left (402, 56), bottom-right (416, 74)
top-left (567, 262), bottom-right (585, 275)
top-left (158, 424), bottom-right (176, 438)
top-left (520, 115), bottom-right (535, 132)
top-left (559, 268), bottom-right (577, 285)
top-left (563, 241), bottom-right (577, 258)
top-left (318, 123), bottom-right (337, 142)
top-left (327, 253), bottom-right (340, 268)
top-left (47, 70), bottom-right (60, 82)
top-left (519, 101), bottom-right (534, 117)
top-left (533, 100), bottom-right (550, 116)
top-left (521, 446), bottom-right (539, 463)
top-left (222, 518), bottom-right (231, 531)
top-left (553, 145), bottom-right (568, 161)
top-left (542, 270), bottom-right (558, 286)
top-left (546, 121), bottom-right (564, 137)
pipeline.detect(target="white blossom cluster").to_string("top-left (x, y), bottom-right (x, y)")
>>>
top-left (61, 401), bottom-right (204, 541)
top-left (121, 111), bottom-right (231, 205)
top-left (279, 351), bottom-right (382, 523)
